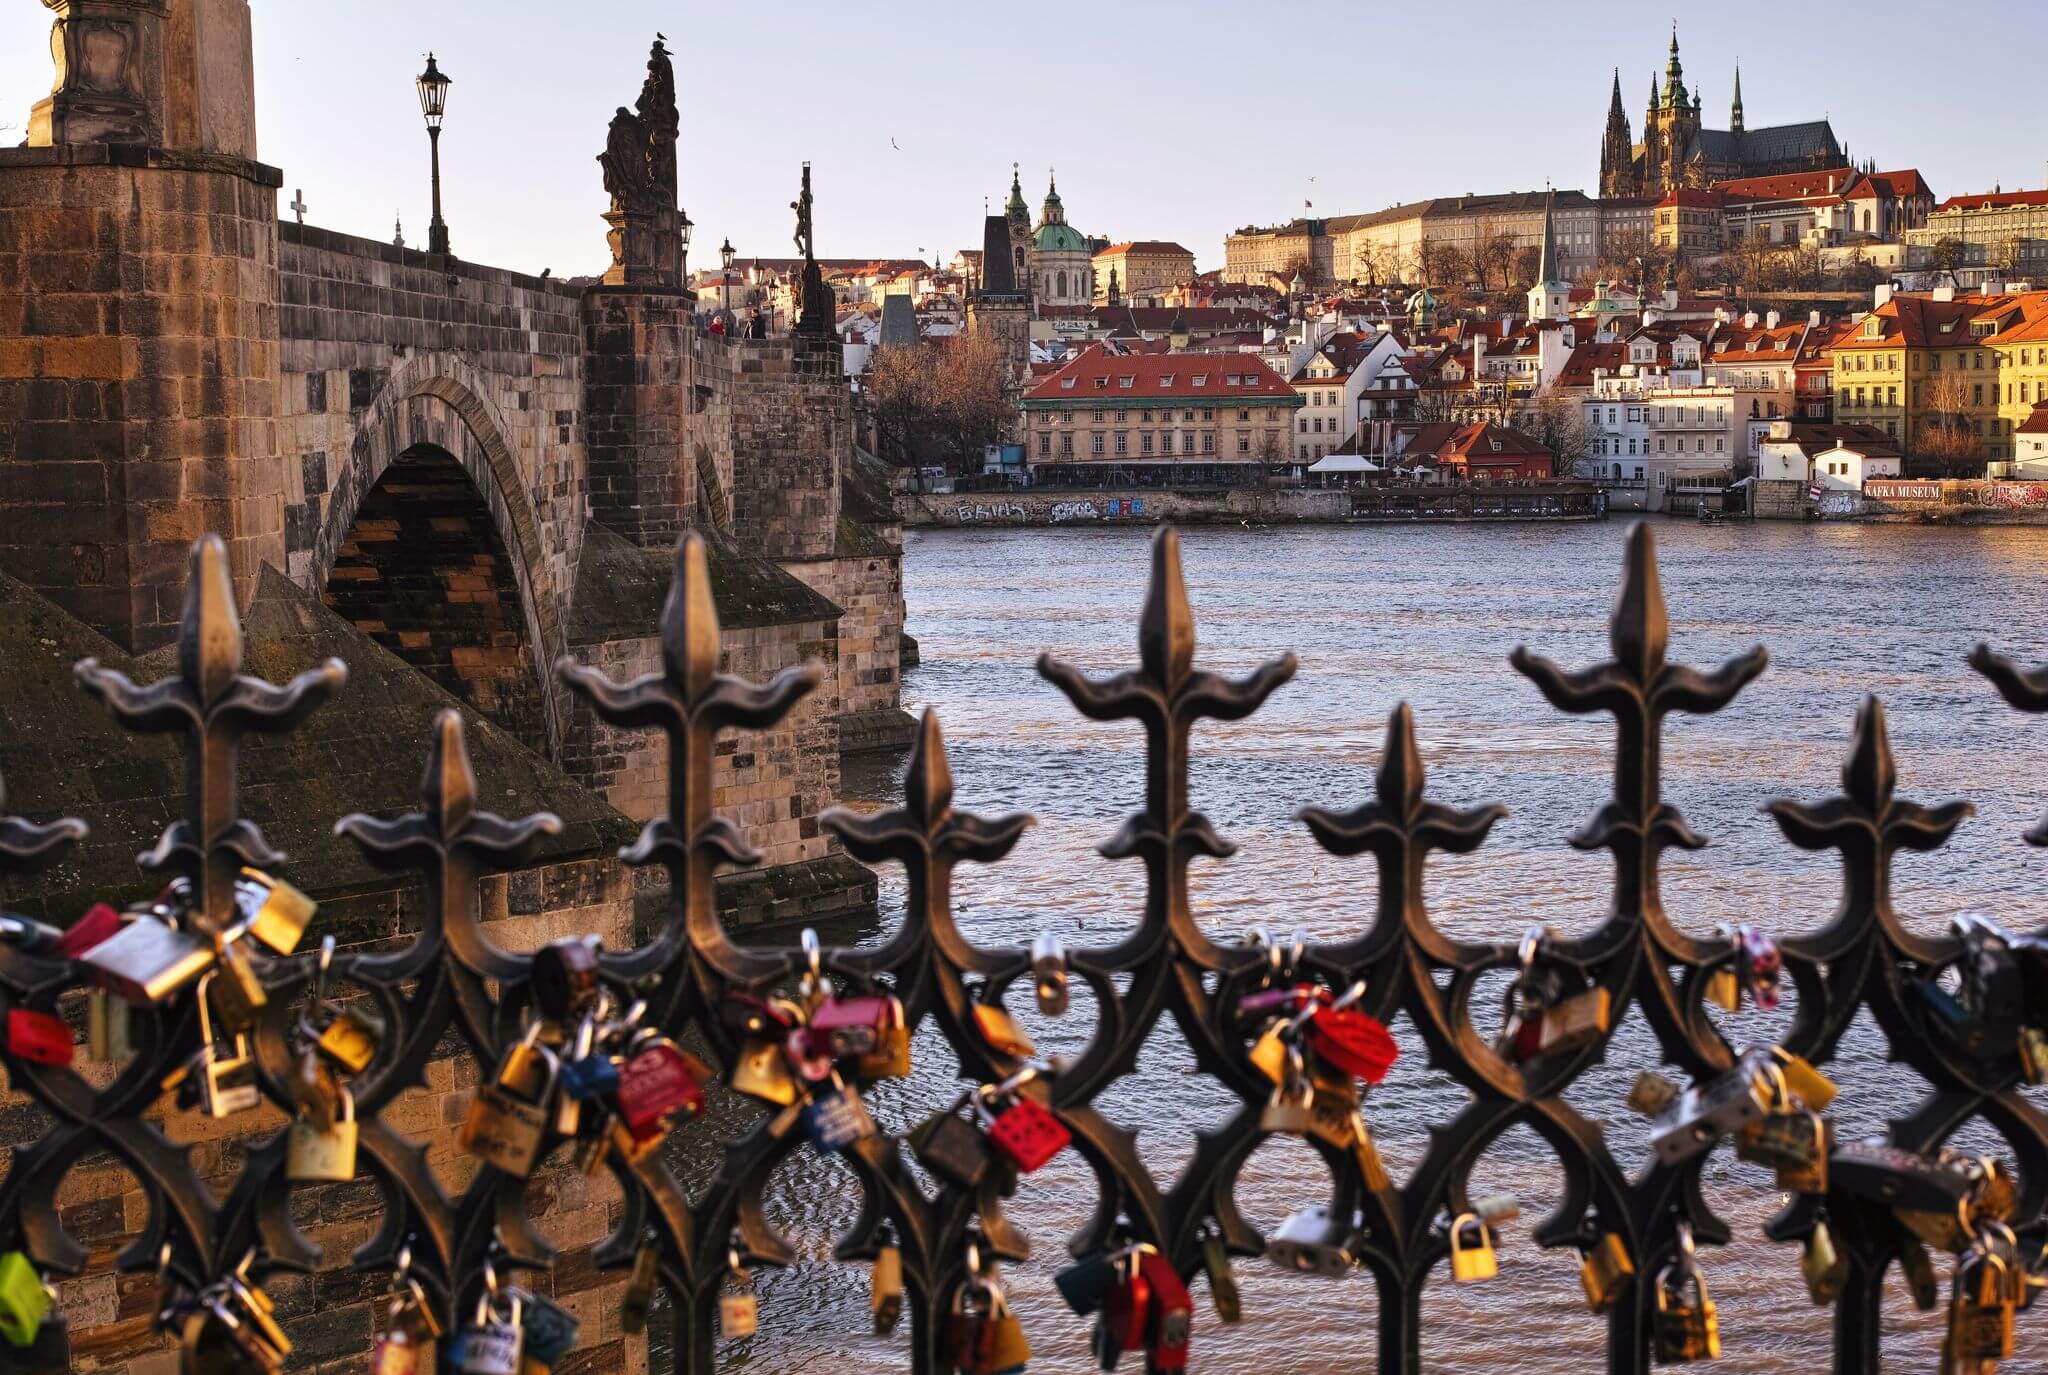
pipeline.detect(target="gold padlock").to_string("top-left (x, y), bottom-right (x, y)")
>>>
top-left (870, 1244), bottom-right (904, 1336)
top-left (1653, 1263), bottom-right (1720, 1362)
top-left (1948, 1248), bottom-right (2015, 1361)
top-left (856, 1004), bottom-right (912, 1080)
top-left (286, 1087), bottom-right (358, 1181)
top-left (87, 989), bottom-right (131, 1062)
top-left (82, 915), bottom-right (213, 1004)
top-left (316, 1009), bottom-right (379, 1073)
top-left (1248, 1022), bottom-right (1288, 1084)
top-left (1771, 1047), bottom-right (1837, 1112)
top-left (196, 973), bottom-right (262, 1118)
top-left (2019, 1026), bottom-right (2048, 1084)
top-left (729, 1038), bottom-right (799, 1107)
top-left (1537, 987), bottom-right (1611, 1055)
top-left (236, 869), bottom-right (315, 956)
top-left (1800, 1220), bottom-right (1847, 1305)
top-left (458, 1029), bottom-right (557, 1178)
top-left (971, 1002), bottom-right (1036, 1058)
top-left (1351, 1113), bottom-right (1394, 1193)
top-left (1449, 1213), bottom-right (1497, 1282)
top-left (208, 937), bottom-right (268, 1031)
top-left (1627, 1070), bottom-right (1681, 1118)
top-left (1703, 967), bottom-right (1740, 1011)
top-left (1579, 1232), bottom-right (1634, 1314)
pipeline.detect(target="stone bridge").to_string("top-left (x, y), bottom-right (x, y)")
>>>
top-left (0, 0), bottom-right (910, 923)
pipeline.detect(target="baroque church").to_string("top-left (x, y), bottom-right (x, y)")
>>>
top-left (1599, 28), bottom-right (1845, 198)
top-left (1002, 165), bottom-right (1093, 307)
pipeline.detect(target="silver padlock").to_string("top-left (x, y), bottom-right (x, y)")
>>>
top-left (1031, 931), bottom-right (1068, 1016)
top-left (454, 1272), bottom-right (524, 1375)
top-left (1650, 1048), bottom-right (1778, 1166)
top-left (80, 913), bottom-right (212, 1004)
top-left (195, 972), bottom-right (262, 1118)
top-left (1266, 1204), bottom-right (1356, 1277)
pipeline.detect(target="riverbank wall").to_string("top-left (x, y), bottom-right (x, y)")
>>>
top-left (899, 483), bottom-right (1604, 528)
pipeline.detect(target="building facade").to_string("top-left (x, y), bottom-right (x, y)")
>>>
top-left (1020, 345), bottom-right (1301, 473)
top-left (1031, 173), bottom-right (1093, 306)
top-left (1094, 241), bottom-right (1198, 301)
top-left (1907, 190), bottom-right (2048, 270)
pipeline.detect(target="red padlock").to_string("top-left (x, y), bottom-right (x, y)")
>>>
top-left (614, 1040), bottom-right (708, 1133)
top-left (1137, 1248), bottom-right (1193, 1371)
top-left (57, 904), bottom-right (123, 960)
top-left (807, 995), bottom-right (892, 1059)
top-left (1100, 1258), bottom-right (1151, 1356)
top-left (1305, 1007), bottom-right (1399, 1085)
top-left (981, 1091), bottom-right (1069, 1173)
top-left (7, 1008), bottom-right (74, 1067)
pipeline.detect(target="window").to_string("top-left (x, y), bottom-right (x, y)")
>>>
top-left (1093, 408), bottom-right (1105, 422)
top-left (1238, 409), bottom-right (1250, 421)
top-left (1141, 433), bottom-right (1154, 455)
top-left (1038, 412), bottom-right (1052, 426)
top-left (1238, 435), bottom-right (1250, 453)
top-left (1118, 376), bottom-right (1134, 389)
top-left (1115, 432), bottom-right (1128, 455)
top-left (1059, 434), bottom-right (1072, 456)
top-left (1202, 433), bottom-right (1215, 453)
top-left (1092, 376), bottom-right (1106, 389)
top-left (1889, 386), bottom-right (1897, 406)
top-left (1062, 410), bottom-right (1074, 424)
top-left (1975, 384), bottom-right (1984, 404)
top-left (1182, 433), bottom-right (1195, 454)
top-left (1202, 407), bottom-right (1214, 421)
top-left (1091, 433), bottom-right (1104, 455)
top-left (1183, 410), bottom-right (1194, 422)
top-left (1716, 438), bottom-right (1724, 451)
top-left (1038, 435), bottom-right (1050, 456)
top-left (1062, 378), bottom-right (1078, 389)
top-left (1313, 419), bottom-right (1323, 433)
top-left (1159, 375), bottom-right (1175, 387)
top-left (1192, 374), bottom-right (1207, 387)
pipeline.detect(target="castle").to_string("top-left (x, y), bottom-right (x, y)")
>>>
top-left (1600, 28), bottom-right (1846, 199)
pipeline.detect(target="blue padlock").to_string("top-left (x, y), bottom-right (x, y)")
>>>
top-left (559, 1053), bottom-right (621, 1102)
top-left (515, 1286), bottom-right (581, 1366)
top-left (805, 1085), bottom-right (876, 1155)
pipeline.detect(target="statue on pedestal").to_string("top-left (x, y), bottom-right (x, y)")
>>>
top-left (598, 36), bottom-right (684, 289)
top-left (792, 161), bottom-right (831, 337)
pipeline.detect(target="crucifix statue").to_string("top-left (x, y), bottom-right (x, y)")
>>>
top-left (791, 162), bottom-right (814, 262)
top-left (290, 189), bottom-right (307, 224)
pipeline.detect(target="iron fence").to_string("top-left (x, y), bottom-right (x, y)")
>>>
top-left (0, 522), bottom-right (2041, 1373)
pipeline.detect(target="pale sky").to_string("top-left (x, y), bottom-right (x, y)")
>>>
top-left (4, 1), bottom-right (2042, 278)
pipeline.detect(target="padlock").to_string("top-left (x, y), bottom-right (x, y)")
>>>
top-left (1831, 1141), bottom-right (1976, 1214)
top-left (454, 1287), bottom-right (524, 1374)
top-left (1537, 985), bottom-right (1611, 1056)
top-left (1736, 1108), bottom-right (1828, 1190)
top-left (1579, 1232), bottom-right (1634, 1314)
top-left (1649, 1049), bottom-right (1775, 1165)
top-left (1094, 1255), bottom-right (1150, 1371)
top-left (208, 937), bottom-right (269, 1032)
top-left (729, 1038), bottom-right (799, 1107)
top-left (223, 1264), bottom-right (291, 1367)
top-left (980, 1082), bottom-right (1069, 1172)
top-left (528, 936), bottom-right (601, 1022)
top-left (55, 902), bottom-right (123, 959)
top-left (1736, 925), bottom-right (1783, 1009)
top-left (370, 1324), bottom-right (421, 1375)
top-left (1351, 1112), bottom-right (1394, 1193)
top-left (233, 868), bottom-right (315, 956)
top-left (1703, 966), bottom-right (1740, 1012)
top-left (6, 1008), bottom-right (72, 1067)
top-left (1627, 1070), bottom-right (1681, 1118)
top-left (1200, 1230), bottom-right (1241, 1323)
top-left (1247, 1020), bottom-right (1289, 1084)
top-left (808, 994), bottom-right (889, 1059)
top-left (1949, 1247), bottom-right (2015, 1361)
top-left (1304, 1001), bottom-right (1398, 1085)
top-left (615, 1037), bottom-right (709, 1133)
top-left (1899, 1238), bottom-right (1940, 1311)
top-left (870, 1244), bottom-right (904, 1336)
top-left (1055, 1251), bottom-right (1125, 1317)
top-left (293, 1043), bottom-right (340, 1132)
top-left (910, 1094), bottom-right (994, 1189)
top-left (286, 1086), bottom-right (358, 1181)
top-left (512, 1286), bottom-right (578, 1368)
top-left (2019, 1025), bottom-right (2048, 1084)
top-left (86, 988), bottom-right (130, 1061)
top-left (1770, 1046), bottom-right (1838, 1112)
top-left (1032, 931), bottom-right (1068, 1016)
top-left (459, 1029), bottom-right (558, 1177)
top-left (0, 1252), bottom-right (51, 1348)
top-left (1304, 1083), bottom-right (1360, 1151)
top-left (1258, 1055), bottom-right (1317, 1136)
top-left (314, 1005), bottom-right (380, 1073)
top-left (1652, 1262), bottom-right (1721, 1362)
top-left (805, 1081), bottom-right (877, 1154)
top-left (558, 1047), bottom-right (621, 1102)
top-left (620, 1240), bottom-right (659, 1334)
top-left (81, 914), bottom-right (212, 1003)
top-left (1449, 1213), bottom-right (1498, 1283)
top-left (196, 974), bottom-right (261, 1117)
top-left (1266, 1205), bottom-right (1354, 1277)
top-left (1800, 1220), bottom-right (1848, 1305)
top-left (1895, 1200), bottom-right (1972, 1255)
top-left (718, 1252), bottom-right (757, 1340)
top-left (1137, 1247), bottom-right (1192, 1370)
top-left (968, 1283), bottom-right (1031, 1375)
top-left (971, 1001), bottom-right (1036, 1058)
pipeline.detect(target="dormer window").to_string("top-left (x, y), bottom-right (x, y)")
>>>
top-left (1061, 378), bottom-right (1077, 389)
top-left (1191, 374), bottom-right (1208, 387)
top-left (1865, 319), bottom-right (1882, 338)
top-left (1118, 376), bottom-right (1134, 389)
top-left (1159, 374), bottom-right (1175, 387)
top-left (1091, 376), bottom-right (1107, 389)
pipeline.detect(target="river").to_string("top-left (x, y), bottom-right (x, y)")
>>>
top-left (694, 518), bottom-right (2048, 1372)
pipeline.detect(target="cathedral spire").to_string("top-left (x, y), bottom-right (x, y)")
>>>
top-left (1731, 63), bottom-right (1744, 134)
top-left (1004, 162), bottom-right (1028, 229)
top-left (1664, 22), bottom-right (1686, 108)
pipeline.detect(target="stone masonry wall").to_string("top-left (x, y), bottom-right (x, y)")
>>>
top-left (583, 288), bottom-right (692, 546)
top-left (787, 552), bottom-right (904, 729)
top-left (0, 146), bottom-right (286, 650)
top-left (723, 335), bottom-right (844, 563)
top-left (27, 854), bottom-right (644, 1375)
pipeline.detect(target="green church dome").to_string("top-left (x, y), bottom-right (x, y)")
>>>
top-left (1034, 222), bottom-right (1088, 253)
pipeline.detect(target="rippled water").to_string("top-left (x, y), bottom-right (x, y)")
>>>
top-left (689, 518), bottom-right (2048, 1373)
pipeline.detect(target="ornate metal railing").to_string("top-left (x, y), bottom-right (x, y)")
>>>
top-left (0, 523), bottom-right (2041, 1373)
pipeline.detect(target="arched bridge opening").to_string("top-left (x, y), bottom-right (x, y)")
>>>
top-left (321, 444), bottom-right (547, 751)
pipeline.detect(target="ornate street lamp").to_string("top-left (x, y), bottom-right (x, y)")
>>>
top-left (416, 53), bottom-right (451, 255)
top-left (679, 209), bottom-right (693, 277)
top-left (721, 237), bottom-right (736, 314)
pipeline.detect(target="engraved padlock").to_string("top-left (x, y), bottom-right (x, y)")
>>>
top-left (286, 1086), bottom-right (358, 1181)
top-left (81, 912), bottom-right (213, 1004)
top-left (1266, 1204), bottom-right (1355, 1277)
top-left (909, 1093), bottom-right (994, 1189)
top-left (1648, 1048), bottom-right (1775, 1165)
top-left (453, 1283), bottom-right (524, 1375)
top-left (208, 932), bottom-right (269, 1032)
top-left (459, 1025), bottom-right (558, 1177)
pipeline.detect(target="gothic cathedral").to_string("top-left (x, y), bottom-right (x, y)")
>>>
top-left (1599, 27), bottom-right (1844, 198)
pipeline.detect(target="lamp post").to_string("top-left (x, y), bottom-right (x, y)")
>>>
top-left (721, 238), bottom-right (736, 315)
top-left (416, 53), bottom-right (451, 255)
top-left (679, 210), bottom-right (693, 280)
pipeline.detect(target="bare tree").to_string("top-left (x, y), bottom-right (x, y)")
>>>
top-left (865, 332), bottom-right (1013, 471)
top-left (1914, 370), bottom-right (1984, 477)
top-left (1509, 388), bottom-right (1594, 477)
top-left (1478, 230), bottom-right (1518, 295)
top-left (1929, 236), bottom-right (1968, 286)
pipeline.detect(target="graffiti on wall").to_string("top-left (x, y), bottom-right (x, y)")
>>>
top-left (953, 501), bottom-right (1028, 523)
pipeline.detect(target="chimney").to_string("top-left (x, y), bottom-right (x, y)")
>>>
top-left (1874, 283), bottom-right (1893, 308)
top-left (1765, 309), bottom-right (1780, 330)
top-left (1809, 309), bottom-right (1822, 327)
top-left (1743, 310), bottom-right (1759, 328)
top-left (1932, 284), bottom-right (1955, 302)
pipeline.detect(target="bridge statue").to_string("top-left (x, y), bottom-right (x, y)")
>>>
top-left (599, 36), bottom-right (685, 287)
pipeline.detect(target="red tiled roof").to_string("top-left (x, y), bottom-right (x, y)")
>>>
top-left (1933, 190), bottom-right (2048, 213)
top-left (1095, 241), bottom-right (1195, 258)
top-left (1558, 341), bottom-right (1628, 388)
top-left (1762, 422), bottom-right (1900, 455)
top-left (1714, 168), bottom-right (1857, 202)
top-left (1658, 188), bottom-right (1726, 208)
top-left (2018, 401), bottom-right (2048, 435)
top-left (1430, 422), bottom-right (1552, 465)
top-left (1023, 344), bottom-right (1297, 402)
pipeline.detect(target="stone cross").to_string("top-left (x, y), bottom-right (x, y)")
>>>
top-left (290, 189), bottom-right (307, 224)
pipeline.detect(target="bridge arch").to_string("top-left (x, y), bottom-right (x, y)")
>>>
top-left (312, 353), bottom-right (565, 755)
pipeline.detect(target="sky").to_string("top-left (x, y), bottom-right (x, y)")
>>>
top-left (4, 1), bottom-right (2044, 278)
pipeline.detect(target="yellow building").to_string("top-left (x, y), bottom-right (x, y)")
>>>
top-left (1092, 241), bottom-right (1196, 302)
top-left (1828, 290), bottom-right (2048, 464)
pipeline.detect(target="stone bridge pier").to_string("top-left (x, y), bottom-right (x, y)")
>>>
top-left (0, 0), bottom-right (912, 927)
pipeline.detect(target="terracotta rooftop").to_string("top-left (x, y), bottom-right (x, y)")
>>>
top-left (1023, 345), bottom-right (1297, 403)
